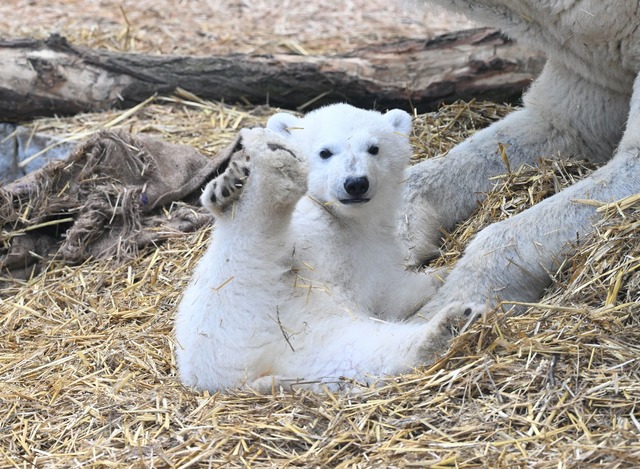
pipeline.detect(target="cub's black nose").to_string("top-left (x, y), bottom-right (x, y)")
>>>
top-left (344, 176), bottom-right (369, 197)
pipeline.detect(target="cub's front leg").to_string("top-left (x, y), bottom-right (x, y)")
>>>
top-left (175, 127), bottom-right (309, 392)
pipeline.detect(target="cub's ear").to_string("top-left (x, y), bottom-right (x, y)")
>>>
top-left (266, 112), bottom-right (301, 137)
top-left (385, 109), bottom-right (412, 135)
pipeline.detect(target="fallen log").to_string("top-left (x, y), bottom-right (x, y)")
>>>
top-left (0, 29), bottom-right (545, 121)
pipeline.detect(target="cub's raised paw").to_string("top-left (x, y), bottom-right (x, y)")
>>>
top-left (201, 153), bottom-right (251, 217)
top-left (241, 127), bottom-right (308, 207)
top-left (201, 127), bottom-right (308, 218)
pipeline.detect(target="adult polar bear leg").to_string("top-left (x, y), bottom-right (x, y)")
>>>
top-left (418, 72), bottom-right (640, 316)
top-left (402, 60), bottom-right (630, 265)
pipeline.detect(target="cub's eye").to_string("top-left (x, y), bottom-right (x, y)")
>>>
top-left (319, 149), bottom-right (333, 159)
top-left (368, 145), bottom-right (379, 155)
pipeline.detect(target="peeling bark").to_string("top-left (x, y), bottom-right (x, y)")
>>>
top-left (0, 29), bottom-right (545, 121)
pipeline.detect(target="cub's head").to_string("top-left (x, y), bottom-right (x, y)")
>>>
top-left (266, 104), bottom-right (412, 216)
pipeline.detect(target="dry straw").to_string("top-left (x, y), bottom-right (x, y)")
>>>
top-left (3, 1), bottom-right (637, 466)
top-left (2, 96), bottom-right (640, 467)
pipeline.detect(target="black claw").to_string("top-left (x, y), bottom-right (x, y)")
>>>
top-left (232, 139), bottom-right (244, 153)
top-left (463, 308), bottom-right (472, 317)
top-left (243, 166), bottom-right (250, 176)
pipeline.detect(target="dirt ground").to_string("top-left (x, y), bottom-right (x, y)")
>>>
top-left (0, 0), bottom-right (474, 55)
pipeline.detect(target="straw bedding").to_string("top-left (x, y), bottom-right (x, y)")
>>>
top-left (2, 1), bottom-right (640, 466)
top-left (2, 96), bottom-right (639, 467)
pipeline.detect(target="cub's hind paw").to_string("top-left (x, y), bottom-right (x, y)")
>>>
top-left (414, 301), bottom-right (485, 365)
top-left (432, 301), bottom-right (484, 334)
top-left (201, 156), bottom-right (251, 217)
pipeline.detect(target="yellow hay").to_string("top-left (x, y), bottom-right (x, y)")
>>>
top-left (2, 97), bottom-right (639, 467)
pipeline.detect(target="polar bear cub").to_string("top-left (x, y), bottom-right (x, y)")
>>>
top-left (175, 104), bottom-right (461, 393)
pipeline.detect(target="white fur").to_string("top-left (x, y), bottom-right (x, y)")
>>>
top-left (404, 0), bottom-right (640, 316)
top-left (175, 104), bottom-right (456, 393)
